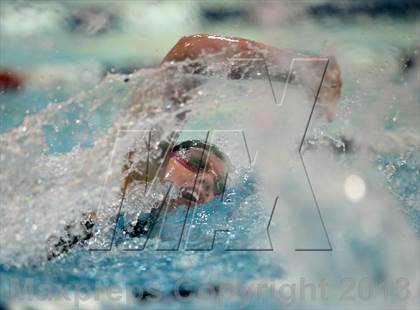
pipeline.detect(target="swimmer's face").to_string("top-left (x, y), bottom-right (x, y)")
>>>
top-left (160, 148), bottom-right (228, 206)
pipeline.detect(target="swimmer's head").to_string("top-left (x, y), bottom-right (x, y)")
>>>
top-left (160, 140), bottom-right (230, 206)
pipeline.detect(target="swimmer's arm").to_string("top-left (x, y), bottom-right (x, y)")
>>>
top-left (161, 34), bottom-right (297, 68)
top-left (161, 34), bottom-right (342, 119)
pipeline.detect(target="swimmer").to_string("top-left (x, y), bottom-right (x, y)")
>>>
top-left (48, 34), bottom-right (342, 258)
top-left (48, 140), bottom-right (230, 259)
top-left (0, 69), bottom-right (26, 92)
top-left (122, 34), bottom-right (341, 205)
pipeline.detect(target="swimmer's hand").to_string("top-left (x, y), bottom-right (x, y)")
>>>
top-left (300, 56), bottom-right (342, 121)
top-left (320, 56), bottom-right (341, 120)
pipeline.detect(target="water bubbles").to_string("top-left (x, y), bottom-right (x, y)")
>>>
top-left (383, 164), bottom-right (396, 180)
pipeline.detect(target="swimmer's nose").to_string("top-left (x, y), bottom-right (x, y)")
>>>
top-left (197, 173), bottom-right (215, 195)
top-left (201, 179), bottom-right (212, 193)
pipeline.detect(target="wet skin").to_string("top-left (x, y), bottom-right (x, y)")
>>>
top-left (161, 34), bottom-right (342, 119)
top-left (160, 148), bottom-right (228, 206)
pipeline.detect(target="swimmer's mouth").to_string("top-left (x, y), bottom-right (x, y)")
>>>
top-left (179, 187), bottom-right (200, 203)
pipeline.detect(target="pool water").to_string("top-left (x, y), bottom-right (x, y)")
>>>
top-left (0, 2), bottom-right (419, 310)
top-left (0, 70), bottom-right (291, 309)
